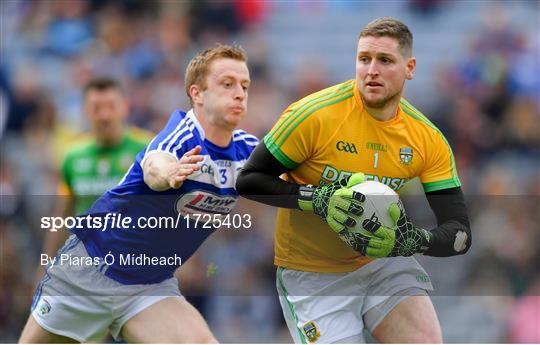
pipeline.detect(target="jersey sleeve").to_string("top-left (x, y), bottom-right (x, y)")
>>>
top-left (263, 102), bottom-right (321, 169)
top-left (420, 131), bottom-right (461, 192)
top-left (233, 130), bottom-right (259, 157)
top-left (140, 111), bottom-right (194, 167)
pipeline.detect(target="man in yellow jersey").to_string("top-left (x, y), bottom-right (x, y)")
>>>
top-left (237, 17), bottom-right (471, 343)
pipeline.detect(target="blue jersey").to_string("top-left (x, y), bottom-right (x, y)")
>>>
top-left (71, 109), bottom-right (258, 284)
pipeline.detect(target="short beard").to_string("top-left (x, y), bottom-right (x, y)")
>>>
top-left (361, 90), bottom-right (401, 109)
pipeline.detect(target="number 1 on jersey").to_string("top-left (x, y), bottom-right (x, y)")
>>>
top-left (373, 152), bottom-right (379, 169)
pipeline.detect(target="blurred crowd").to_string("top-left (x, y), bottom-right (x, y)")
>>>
top-left (1, 0), bottom-right (538, 343)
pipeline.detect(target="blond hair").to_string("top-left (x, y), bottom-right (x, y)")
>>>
top-left (185, 44), bottom-right (247, 101)
top-left (359, 17), bottom-right (413, 57)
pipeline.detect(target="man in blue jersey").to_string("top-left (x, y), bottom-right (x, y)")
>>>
top-left (19, 44), bottom-right (258, 343)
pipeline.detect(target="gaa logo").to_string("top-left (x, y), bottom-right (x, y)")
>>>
top-left (336, 141), bottom-right (358, 154)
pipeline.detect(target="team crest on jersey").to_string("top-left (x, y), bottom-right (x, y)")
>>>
top-left (38, 299), bottom-right (51, 316)
top-left (399, 147), bottom-right (413, 165)
top-left (302, 321), bottom-right (320, 343)
top-left (176, 191), bottom-right (237, 218)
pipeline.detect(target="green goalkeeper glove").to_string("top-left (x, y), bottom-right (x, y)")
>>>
top-left (298, 173), bottom-right (366, 233)
top-left (359, 203), bottom-right (433, 258)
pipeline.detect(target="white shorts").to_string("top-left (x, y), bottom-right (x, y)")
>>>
top-left (277, 257), bottom-right (434, 343)
top-left (31, 235), bottom-right (183, 342)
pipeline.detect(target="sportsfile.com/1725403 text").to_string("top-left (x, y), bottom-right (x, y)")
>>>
top-left (41, 212), bottom-right (253, 232)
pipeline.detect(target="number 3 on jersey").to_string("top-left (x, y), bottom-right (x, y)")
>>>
top-left (219, 168), bottom-right (227, 184)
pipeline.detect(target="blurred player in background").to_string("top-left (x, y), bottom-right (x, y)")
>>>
top-left (37, 77), bottom-right (153, 281)
top-left (237, 18), bottom-right (471, 343)
top-left (20, 44), bottom-right (257, 343)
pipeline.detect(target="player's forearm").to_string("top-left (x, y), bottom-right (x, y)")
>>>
top-left (424, 218), bottom-right (471, 257)
top-left (236, 169), bottom-right (301, 208)
top-left (236, 143), bottom-right (302, 208)
top-left (423, 187), bottom-right (472, 257)
top-left (143, 154), bottom-right (177, 191)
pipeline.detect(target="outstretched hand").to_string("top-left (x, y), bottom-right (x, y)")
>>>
top-left (168, 145), bottom-right (204, 189)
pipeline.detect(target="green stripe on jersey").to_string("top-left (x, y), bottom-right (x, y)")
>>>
top-left (423, 179), bottom-right (460, 192)
top-left (263, 137), bottom-right (299, 169)
top-left (268, 81), bottom-right (353, 142)
top-left (278, 91), bottom-right (353, 147)
top-left (399, 100), bottom-right (461, 188)
top-left (267, 81), bottom-right (354, 145)
top-left (400, 99), bottom-right (438, 129)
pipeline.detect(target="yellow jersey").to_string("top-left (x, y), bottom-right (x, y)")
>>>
top-left (263, 80), bottom-right (460, 272)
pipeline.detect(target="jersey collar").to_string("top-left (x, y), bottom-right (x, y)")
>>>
top-left (353, 80), bottom-right (402, 126)
top-left (186, 109), bottom-right (206, 140)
